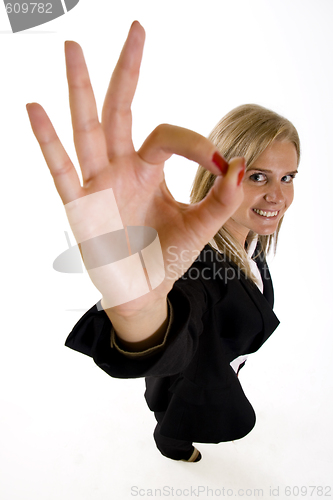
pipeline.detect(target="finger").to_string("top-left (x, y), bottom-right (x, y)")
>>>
top-left (65, 41), bottom-right (109, 181)
top-left (101, 21), bottom-right (146, 159)
top-left (138, 123), bottom-right (245, 244)
top-left (186, 157), bottom-right (246, 242)
top-left (138, 124), bottom-right (229, 175)
top-left (26, 102), bottom-right (81, 205)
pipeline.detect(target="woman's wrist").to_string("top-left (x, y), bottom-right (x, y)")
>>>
top-left (102, 295), bottom-right (169, 345)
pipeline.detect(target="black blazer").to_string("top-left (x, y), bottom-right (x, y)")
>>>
top-left (65, 244), bottom-right (280, 444)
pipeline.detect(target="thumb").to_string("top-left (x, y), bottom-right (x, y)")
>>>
top-left (188, 157), bottom-right (245, 242)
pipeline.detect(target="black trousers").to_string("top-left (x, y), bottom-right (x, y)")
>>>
top-left (153, 411), bottom-right (195, 460)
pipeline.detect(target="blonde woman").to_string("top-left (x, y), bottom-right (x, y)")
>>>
top-left (27, 22), bottom-right (300, 462)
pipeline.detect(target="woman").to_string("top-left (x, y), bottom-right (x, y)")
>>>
top-left (27, 22), bottom-right (300, 462)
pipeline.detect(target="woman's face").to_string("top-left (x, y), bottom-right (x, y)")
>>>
top-left (225, 140), bottom-right (298, 246)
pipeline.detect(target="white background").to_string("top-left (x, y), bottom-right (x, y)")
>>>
top-left (1, 0), bottom-right (332, 498)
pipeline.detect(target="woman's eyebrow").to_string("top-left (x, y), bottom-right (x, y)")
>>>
top-left (247, 167), bottom-right (298, 174)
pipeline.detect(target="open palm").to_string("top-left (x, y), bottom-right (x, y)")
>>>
top-left (27, 21), bottom-right (245, 318)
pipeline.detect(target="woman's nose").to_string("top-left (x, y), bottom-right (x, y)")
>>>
top-left (264, 183), bottom-right (284, 204)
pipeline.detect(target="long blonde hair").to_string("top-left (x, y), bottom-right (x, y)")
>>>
top-left (190, 104), bottom-right (301, 281)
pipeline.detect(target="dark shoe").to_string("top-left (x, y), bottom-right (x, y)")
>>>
top-left (181, 447), bottom-right (202, 462)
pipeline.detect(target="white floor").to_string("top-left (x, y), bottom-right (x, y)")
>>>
top-left (1, 300), bottom-right (332, 499)
top-left (1, 226), bottom-right (333, 499)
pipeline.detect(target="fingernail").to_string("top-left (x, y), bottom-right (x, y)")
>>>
top-left (212, 152), bottom-right (229, 175)
top-left (237, 159), bottom-right (246, 186)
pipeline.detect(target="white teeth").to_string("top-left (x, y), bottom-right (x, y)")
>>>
top-left (253, 209), bottom-right (278, 217)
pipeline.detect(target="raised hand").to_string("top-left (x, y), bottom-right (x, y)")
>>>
top-left (27, 22), bottom-right (245, 340)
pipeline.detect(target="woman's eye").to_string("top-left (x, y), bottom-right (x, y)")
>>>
top-left (282, 174), bottom-right (295, 183)
top-left (249, 173), bottom-right (266, 182)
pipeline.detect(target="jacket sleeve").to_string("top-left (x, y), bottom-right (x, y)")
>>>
top-left (65, 277), bottom-right (208, 379)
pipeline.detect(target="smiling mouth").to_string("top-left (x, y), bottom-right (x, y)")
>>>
top-left (253, 208), bottom-right (279, 218)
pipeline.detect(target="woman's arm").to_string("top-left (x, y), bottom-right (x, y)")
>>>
top-left (66, 275), bottom-right (208, 378)
top-left (27, 22), bottom-right (245, 350)
top-left (104, 297), bottom-right (169, 352)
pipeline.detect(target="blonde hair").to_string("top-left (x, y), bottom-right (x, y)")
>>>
top-left (190, 104), bottom-right (301, 281)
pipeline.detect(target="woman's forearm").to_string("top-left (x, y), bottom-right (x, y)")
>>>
top-left (102, 296), bottom-right (169, 352)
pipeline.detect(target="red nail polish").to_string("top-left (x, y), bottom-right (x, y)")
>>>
top-left (237, 166), bottom-right (245, 186)
top-left (212, 152), bottom-right (228, 175)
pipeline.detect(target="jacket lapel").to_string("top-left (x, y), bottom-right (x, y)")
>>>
top-left (227, 249), bottom-right (280, 348)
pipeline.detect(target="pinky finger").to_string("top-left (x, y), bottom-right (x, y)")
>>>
top-left (26, 103), bottom-right (81, 205)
